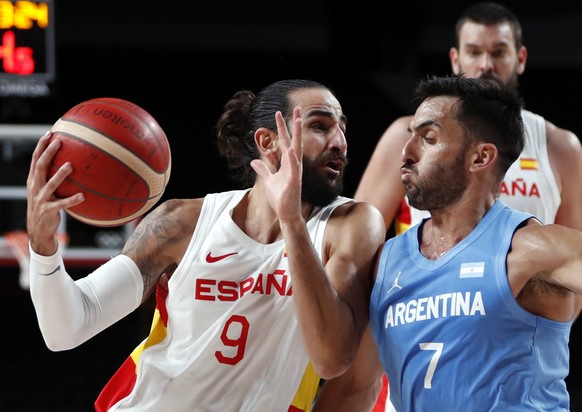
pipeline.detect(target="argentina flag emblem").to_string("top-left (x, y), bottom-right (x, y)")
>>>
top-left (459, 262), bottom-right (485, 278)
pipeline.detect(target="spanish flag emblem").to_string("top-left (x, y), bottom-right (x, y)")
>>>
top-left (519, 158), bottom-right (538, 170)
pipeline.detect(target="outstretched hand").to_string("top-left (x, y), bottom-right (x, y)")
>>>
top-left (250, 107), bottom-right (304, 223)
top-left (26, 132), bottom-right (85, 255)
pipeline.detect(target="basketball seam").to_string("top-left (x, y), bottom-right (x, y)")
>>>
top-left (51, 118), bottom-right (167, 197)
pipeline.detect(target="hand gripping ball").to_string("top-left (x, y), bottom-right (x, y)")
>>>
top-left (48, 97), bottom-right (172, 227)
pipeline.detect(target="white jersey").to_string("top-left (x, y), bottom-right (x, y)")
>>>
top-left (397, 109), bottom-right (559, 230)
top-left (105, 189), bottom-right (350, 412)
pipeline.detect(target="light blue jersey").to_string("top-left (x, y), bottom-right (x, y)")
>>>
top-left (370, 200), bottom-right (571, 411)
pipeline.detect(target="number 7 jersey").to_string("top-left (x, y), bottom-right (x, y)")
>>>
top-left (370, 200), bottom-right (571, 411)
top-left (95, 189), bottom-right (350, 412)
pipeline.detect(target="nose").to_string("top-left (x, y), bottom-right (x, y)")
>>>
top-left (329, 125), bottom-right (347, 152)
top-left (401, 134), bottom-right (418, 164)
top-left (478, 53), bottom-right (495, 73)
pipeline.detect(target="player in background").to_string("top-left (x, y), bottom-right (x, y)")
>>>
top-left (26, 79), bottom-right (385, 411)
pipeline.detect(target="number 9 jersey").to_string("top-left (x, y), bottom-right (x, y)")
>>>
top-left (95, 189), bottom-right (350, 412)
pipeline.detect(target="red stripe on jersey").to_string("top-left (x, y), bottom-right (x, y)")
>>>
top-left (95, 282), bottom-right (170, 409)
top-left (95, 357), bottom-right (138, 412)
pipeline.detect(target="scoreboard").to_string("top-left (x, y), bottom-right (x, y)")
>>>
top-left (0, 0), bottom-right (54, 97)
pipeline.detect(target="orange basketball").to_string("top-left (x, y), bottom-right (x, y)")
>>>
top-left (48, 97), bottom-right (172, 227)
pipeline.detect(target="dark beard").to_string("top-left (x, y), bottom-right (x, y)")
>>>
top-left (301, 155), bottom-right (346, 207)
top-left (479, 71), bottom-right (519, 93)
top-left (407, 152), bottom-right (468, 211)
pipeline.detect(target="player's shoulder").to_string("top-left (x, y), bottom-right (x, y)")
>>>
top-left (511, 219), bottom-right (572, 261)
top-left (333, 196), bottom-right (378, 212)
top-left (145, 198), bottom-right (203, 233)
top-left (544, 118), bottom-right (581, 154)
top-left (376, 114), bottom-right (414, 149)
top-left (384, 114), bottom-right (414, 134)
top-left (332, 199), bottom-right (385, 232)
top-left (524, 108), bottom-right (581, 154)
top-left (124, 198), bottom-right (202, 262)
top-left (157, 197), bottom-right (203, 215)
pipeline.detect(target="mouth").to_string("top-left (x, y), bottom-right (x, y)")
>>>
top-left (323, 158), bottom-right (345, 177)
top-left (400, 166), bottom-right (412, 184)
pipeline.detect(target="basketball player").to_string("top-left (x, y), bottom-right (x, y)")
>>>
top-left (320, 74), bottom-right (582, 411)
top-left (347, 3), bottom-right (582, 410)
top-left (357, 2), bottom-right (582, 237)
top-left (26, 79), bottom-right (385, 411)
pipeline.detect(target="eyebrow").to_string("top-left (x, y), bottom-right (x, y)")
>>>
top-left (409, 119), bottom-right (438, 132)
top-left (306, 109), bottom-right (347, 125)
top-left (464, 40), bottom-right (511, 50)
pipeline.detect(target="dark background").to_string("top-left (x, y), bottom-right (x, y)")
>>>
top-left (1, 1), bottom-right (582, 410)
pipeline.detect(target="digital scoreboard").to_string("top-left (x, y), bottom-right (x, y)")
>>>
top-left (0, 0), bottom-right (54, 97)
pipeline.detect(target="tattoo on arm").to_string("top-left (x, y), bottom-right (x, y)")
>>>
top-left (121, 202), bottom-right (185, 298)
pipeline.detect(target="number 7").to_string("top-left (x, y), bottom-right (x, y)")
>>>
top-left (419, 342), bottom-right (443, 389)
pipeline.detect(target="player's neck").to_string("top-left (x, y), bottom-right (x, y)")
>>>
top-left (421, 198), bottom-right (495, 259)
top-left (419, 221), bottom-right (460, 260)
top-left (233, 188), bottom-right (313, 245)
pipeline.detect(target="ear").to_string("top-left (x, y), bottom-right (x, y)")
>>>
top-left (516, 45), bottom-right (527, 75)
top-left (449, 47), bottom-right (461, 75)
top-left (254, 126), bottom-right (278, 157)
top-left (469, 142), bottom-right (498, 172)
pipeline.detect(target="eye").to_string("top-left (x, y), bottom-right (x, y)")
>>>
top-left (464, 47), bottom-right (481, 58)
top-left (421, 131), bottom-right (437, 143)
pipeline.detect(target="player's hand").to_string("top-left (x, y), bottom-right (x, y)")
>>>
top-left (251, 107), bottom-right (303, 223)
top-left (26, 132), bottom-right (85, 255)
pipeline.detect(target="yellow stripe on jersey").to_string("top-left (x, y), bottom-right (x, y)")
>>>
top-left (290, 362), bottom-right (320, 411)
top-left (395, 221), bottom-right (411, 236)
top-left (129, 308), bottom-right (168, 367)
top-left (519, 158), bottom-right (538, 170)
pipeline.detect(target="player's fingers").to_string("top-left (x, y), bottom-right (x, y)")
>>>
top-left (27, 131), bottom-right (52, 181)
top-left (275, 111), bottom-right (291, 151)
top-left (250, 159), bottom-right (271, 179)
top-left (291, 107), bottom-right (303, 158)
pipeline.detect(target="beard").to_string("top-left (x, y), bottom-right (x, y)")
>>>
top-left (473, 70), bottom-right (520, 93)
top-left (301, 153), bottom-right (346, 207)
top-left (406, 152), bottom-right (468, 211)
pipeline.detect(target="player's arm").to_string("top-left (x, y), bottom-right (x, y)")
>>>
top-left (546, 122), bottom-right (582, 231)
top-left (508, 221), bottom-right (582, 320)
top-left (313, 324), bottom-right (384, 412)
top-left (120, 198), bottom-right (198, 299)
top-left (27, 133), bottom-right (138, 351)
top-left (27, 134), bottom-right (193, 350)
top-left (545, 123), bottom-right (582, 319)
top-left (29, 198), bottom-right (196, 352)
top-left (283, 200), bottom-right (385, 379)
top-left (354, 116), bottom-right (412, 230)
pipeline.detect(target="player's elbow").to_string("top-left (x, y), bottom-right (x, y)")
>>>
top-left (312, 352), bottom-right (353, 380)
top-left (41, 330), bottom-right (83, 352)
top-left (36, 319), bottom-right (86, 351)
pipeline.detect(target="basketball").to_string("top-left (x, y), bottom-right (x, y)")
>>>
top-left (48, 97), bottom-right (172, 227)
